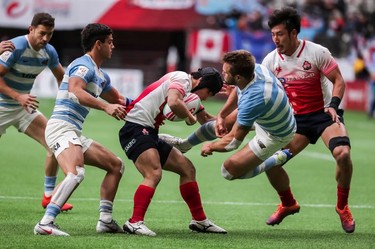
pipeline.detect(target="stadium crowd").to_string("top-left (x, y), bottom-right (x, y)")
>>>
top-left (203, 0), bottom-right (375, 117)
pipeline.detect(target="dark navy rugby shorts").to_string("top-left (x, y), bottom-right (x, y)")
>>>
top-left (294, 109), bottom-right (345, 144)
top-left (119, 122), bottom-right (172, 166)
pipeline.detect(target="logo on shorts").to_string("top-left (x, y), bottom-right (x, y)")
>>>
top-left (124, 138), bottom-right (136, 152)
top-left (52, 142), bottom-right (60, 153)
top-left (142, 128), bottom-right (149, 135)
top-left (257, 139), bottom-right (266, 149)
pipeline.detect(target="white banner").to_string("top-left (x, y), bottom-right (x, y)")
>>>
top-left (0, 0), bottom-right (116, 30)
top-left (132, 0), bottom-right (194, 9)
top-left (31, 68), bottom-right (144, 100)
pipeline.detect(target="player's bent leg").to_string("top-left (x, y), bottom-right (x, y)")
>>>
top-left (327, 136), bottom-right (355, 232)
top-left (221, 145), bottom-right (263, 180)
top-left (239, 149), bottom-right (293, 179)
top-left (51, 167), bottom-right (84, 207)
top-left (164, 151), bottom-right (227, 234)
top-left (35, 167), bottom-right (84, 236)
top-left (158, 133), bottom-right (191, 153)
top-left (265, 168), bottom-right (300, 226)
top-left (23, 114), bottom-right (75, 211)
top-left (221, 164), bottom-right (234, 180)
top-left (42, 193), bottom-right (74, 212)
top-left (84, 141), bottom-right (124, 201)
top-left (41, 153), bottom-right (74, 212)
top-left (83, 141), bottom-right (124, 233)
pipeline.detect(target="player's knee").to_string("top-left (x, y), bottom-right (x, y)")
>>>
top-left (75, 166), bottom-right (85, 183)
top-left (117, 157), bottom-right (125, 175)
top-left (329, 136), bottom-right (351, 164)
top-left (46, 150), bottom-right (54, 157)
top-left (329, 136), bottom-right (350, 152)
top-left (221, 164), bottom-right (234, 181)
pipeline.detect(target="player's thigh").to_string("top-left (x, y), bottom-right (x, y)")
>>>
top-left (56, 144), bottom-right (84, 174)
top-left (225, 144), bottom-right (263, 171)
top-left (321, 122), bottom-right (349, 147)
top-left (134, 148), bottom-right (163, 179)
top-left (284, 133), bottom-right (310, 156)
top-left (24, 113), bottom-right (48, 148)
top-left (83, 141), bottom-right (118, 170)
top-left (163, 148), bottom-right (195, 176)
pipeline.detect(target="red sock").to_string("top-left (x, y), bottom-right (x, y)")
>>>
top-left (180, 181), bottom-right (206, 221)
top-left (130, 185), bottom-right (155, 223)
top-left (337, 186), bottom-right (350, 210)
top-left (278, 187), bottom-right (296, 207)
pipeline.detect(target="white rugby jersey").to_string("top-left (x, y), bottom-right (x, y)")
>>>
top-left (50, 54), bottom-right (113, 130)
top-left (262, 40), bottom-right (338, 114)
top-left (125, 71), bottom-right (192, 129)
top-left (0, 35), bottom-right (60, 108)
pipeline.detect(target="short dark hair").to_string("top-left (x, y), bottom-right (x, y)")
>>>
top-left (81, 23), bottom-right (113, 53)
top-left (191, 67), bottom-right (223, 96)
top-left (31, 12), bottom-right (55, 27)
top-left (268, 7), bottom-right (301, 34)
top-left (222, 50), bottom-right (255, 80)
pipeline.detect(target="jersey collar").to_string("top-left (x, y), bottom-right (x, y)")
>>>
top-left (278, 39), bottom-right (306, 60)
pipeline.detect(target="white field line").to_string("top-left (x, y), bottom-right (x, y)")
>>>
top-left (300, 151), bottom-right (334, 161)
top-left (0, 195), bottom-right (373, 209)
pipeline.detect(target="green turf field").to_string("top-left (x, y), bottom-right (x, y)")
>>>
top-left (0, 98), bottom-right (374, 249)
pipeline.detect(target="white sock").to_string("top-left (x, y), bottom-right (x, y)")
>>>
top-left (99, 200), bottom-right (113, 223)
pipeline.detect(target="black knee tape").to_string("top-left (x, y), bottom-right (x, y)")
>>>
top-left (328, 136), bottom-right (351, 153)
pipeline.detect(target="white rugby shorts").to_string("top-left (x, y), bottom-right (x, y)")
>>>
top-left (0, 106), bottom-right (41, 135)
top-left (45, 119), bottom-right (93, 157)
top-left (248, 123), bottom-right (295, 161)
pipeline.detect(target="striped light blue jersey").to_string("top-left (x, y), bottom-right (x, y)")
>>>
top-left (50, 54), bottom-right (113, 130)
top-left (0, 35), bottom-right (60, 108)
top-left (237, 64), bottom-right (296, 138)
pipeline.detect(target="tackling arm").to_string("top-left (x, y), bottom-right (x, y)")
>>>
top-left (201, 122), bottom-right (251, 156)
top-left (216, 89), bottom-right (238, 137)
top-left (100, 87), bottom-right (126, 105)
top-left (68, 77), bottom-right (126, 120)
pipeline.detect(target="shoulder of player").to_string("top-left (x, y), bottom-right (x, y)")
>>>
top-left (44, 43), bottom-right (58, 55)
top-left (169, 71), bottom-right (189, 80)
top-left (9, 35), bottom-right (28, 53)
top-left (304, 40), bottom-right (330, 55)
top-left (67, 56), bottom-right (94, 74)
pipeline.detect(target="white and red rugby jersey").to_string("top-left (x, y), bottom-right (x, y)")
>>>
top-left (262, 40), bottom-right (338, 114)
top-left (125, 71), bottom-right (192, 129)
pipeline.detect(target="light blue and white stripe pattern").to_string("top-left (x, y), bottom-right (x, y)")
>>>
top-left (50, 54), bottom-right (112, 130)
top-left (237, 64), bottom-right (296, 138)
top-left (0, 35), bottom-right (59, 107)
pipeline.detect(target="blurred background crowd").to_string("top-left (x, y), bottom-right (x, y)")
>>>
top-left (1, 0), bottom-right (375, 117)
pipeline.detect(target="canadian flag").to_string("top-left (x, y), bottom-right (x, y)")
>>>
top-left (188, 29), bottom-right (230, 62)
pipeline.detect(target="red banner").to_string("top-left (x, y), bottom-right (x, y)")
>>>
top-left (342, 80), bottom-right (369, 112)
